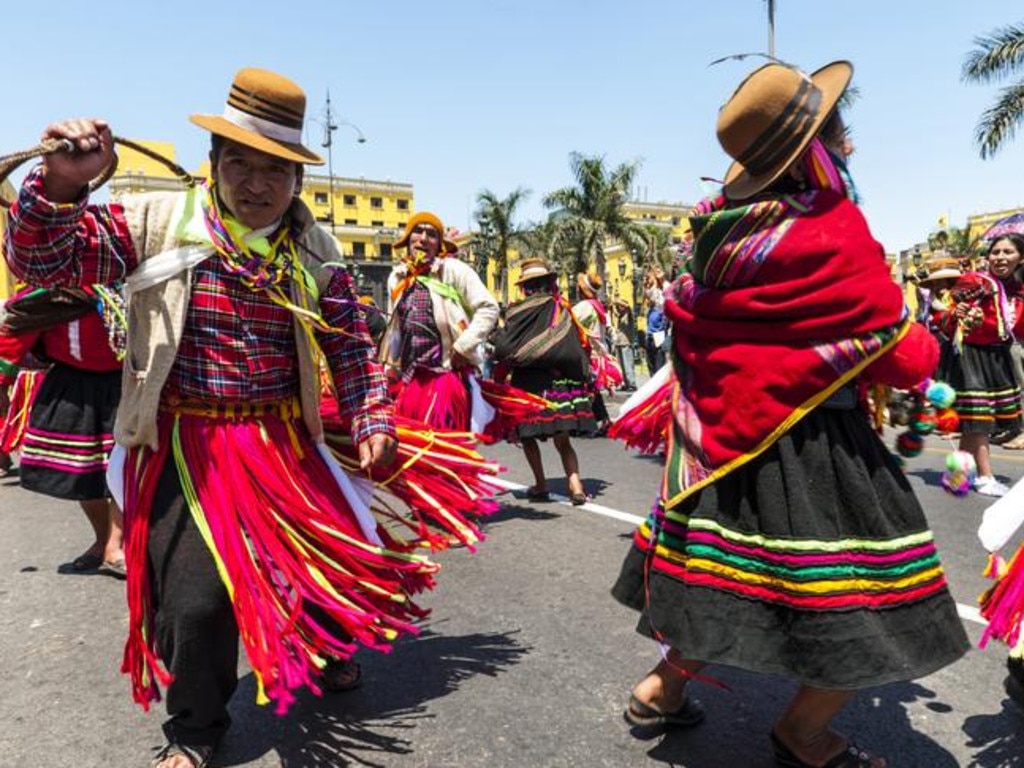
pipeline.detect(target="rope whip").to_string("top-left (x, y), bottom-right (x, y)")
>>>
top-left (0, 136), bottom-right (194, 207)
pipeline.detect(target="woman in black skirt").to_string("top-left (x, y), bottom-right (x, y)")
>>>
top-left (933, 234), bottom-right (1024, 496)
top-left (491, 258), bottom-right (595, 505)
top-left (612, 60), bottom-right (968, 768)
top-left (4, 286), bottom-right (126, 576)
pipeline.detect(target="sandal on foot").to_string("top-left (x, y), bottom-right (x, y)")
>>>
top-left (98, 559), bottom-right (127, 580)
top-left (770, 731), bottom-right (884, 767)
top-left (569, 491), bottom-right (589, 506)
top-left (70, 552), bottom-right (103, 572)
top-left (623, 693), bottom-right (705, 730)
top-left (321, 658), bottom-right (362, 692)
top-left (151, 741), bottom-right (213, 768)
top-left (524, 486), bottom-right (551, 502)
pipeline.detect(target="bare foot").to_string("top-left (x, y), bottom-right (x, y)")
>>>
top-left (154, 756), bottom-right (196, 768)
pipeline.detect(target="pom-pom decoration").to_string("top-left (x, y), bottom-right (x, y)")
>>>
top-left (935, 407), bottom-right (960, 434)
top-left (896, 431), bottom-right (924, 457)
top-left (925, 381), bottom-right (956, 410)
top-left (910, 406), bottom-right (938, 436)
top-left (940, 450), bottom-right (977, 497)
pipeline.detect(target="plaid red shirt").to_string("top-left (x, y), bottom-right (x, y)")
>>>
top-left (5, 168), bottom-right (393, 443)
top-left (394, 280), bottom-right (443, 380)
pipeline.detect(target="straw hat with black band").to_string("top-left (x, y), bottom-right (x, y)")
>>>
top-left (576, 270), bottom-right (603, 298)
top-left (718, 60), bottom-right (853, 201)
top-left (919, 257), bottom-right (963, 284)
top-left (515, 258), bottom-right (556, 284)
top-left (394, 211), bottom-right (459, 256)
top-left (190, 68), bottom-right (325, 166)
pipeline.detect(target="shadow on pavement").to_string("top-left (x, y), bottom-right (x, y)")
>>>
top-left (961, 690), bottom-right (1024, 768)
top-left (633, 674), bottom-right (961, 768)
top-left (216, 626), bottom-right (530, 767)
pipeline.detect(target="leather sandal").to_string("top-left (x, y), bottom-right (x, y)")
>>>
top-left (623, 693), bottom-right (705, 730)
top-left (770, 730), bottom-right (885, 767)
top-left (321, 658), bottom-right (362, 692)
top-left (151, 741), bottom-right (213, 768)
top-left (524, 486), bottom-right (551, 502)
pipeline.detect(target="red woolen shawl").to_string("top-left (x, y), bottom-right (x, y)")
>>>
top-left (661, 189), bottom-right (912, 507)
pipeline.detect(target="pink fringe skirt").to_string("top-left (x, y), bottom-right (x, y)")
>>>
top-left (120, 398), bottom-right (438, 715)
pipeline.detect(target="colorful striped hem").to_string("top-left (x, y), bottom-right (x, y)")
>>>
top-left (634, 511), bottom-right (949, 610)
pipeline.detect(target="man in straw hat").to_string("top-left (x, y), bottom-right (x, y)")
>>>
top-left (611, 60), bottom-right (967, 768)
top-left (381, 210), bottom-right (499, 432)
top-left (4, 68), bottom-right (437, 768)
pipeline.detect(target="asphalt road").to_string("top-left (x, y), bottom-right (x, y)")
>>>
top-left (1, 412), bottom-right (1023, 768)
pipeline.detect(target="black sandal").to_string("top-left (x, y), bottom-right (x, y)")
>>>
top-left (524, 486), bottom-right (551, 502)
top-left (623, 693), bottom-right (705, 730)
top-left (770, 730), bottom-right (884, 767)
top-left (151, 742), bottom-right (213, 768)
top-left (321, 658), bottom-right (362, 692)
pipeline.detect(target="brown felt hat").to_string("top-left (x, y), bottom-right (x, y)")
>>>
top-left (718, 60), bottom-right (853, 201)
top-left (190, 68), bottom-right (324, 165)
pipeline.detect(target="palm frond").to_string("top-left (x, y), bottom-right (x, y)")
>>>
top-left (962, 23), bottom-right (1024, 84)
top-left (974, 83), bottom-right (1024, 159)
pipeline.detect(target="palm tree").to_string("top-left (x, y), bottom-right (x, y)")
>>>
top-left (542, 153), bottom-right (649, 294)
top-left (475, 187), bottom-right (530, 304)
top-left (962, 22), bottom-right (1024, 158)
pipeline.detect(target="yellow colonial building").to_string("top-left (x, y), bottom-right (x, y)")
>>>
top-left (107, 140), bottom-right (415, 306)
top-left (0, 179), bottom-right (17, 298)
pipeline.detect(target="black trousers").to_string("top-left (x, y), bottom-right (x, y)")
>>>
top-left (148, 455), bottom-right (238, 748)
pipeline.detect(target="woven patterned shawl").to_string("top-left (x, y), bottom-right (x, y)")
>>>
top-left (662, 188), bottom-right (909, 508)
top-left (493, 293), bottom-right (590, 380)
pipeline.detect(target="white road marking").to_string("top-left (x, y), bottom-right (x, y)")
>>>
top-left (485, 475), bottom-right (988, 626)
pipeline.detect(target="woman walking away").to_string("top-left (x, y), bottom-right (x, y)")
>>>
top-left (491, 258), bottom-right (595, 505)
top-left (611, 60), bottom-right (968, 768)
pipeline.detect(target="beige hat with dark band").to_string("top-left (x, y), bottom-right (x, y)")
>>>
top-left (190, 68), bottom-right (324, 165)
top-left (718, 60), bottom-right (853, 201)
top-left (516, 258), bottom-right (556, 284)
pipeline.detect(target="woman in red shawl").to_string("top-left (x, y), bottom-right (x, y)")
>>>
top-left (612, 61), bottom-right (967, 768)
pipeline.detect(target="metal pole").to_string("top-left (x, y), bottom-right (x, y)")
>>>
top-left (766, 0), bottom-right (776, 57)
top-left (323, 91), bottom-right (337, 235)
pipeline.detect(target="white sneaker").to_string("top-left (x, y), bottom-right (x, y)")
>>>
top-left (974, 476), bottom-right (1010, 497)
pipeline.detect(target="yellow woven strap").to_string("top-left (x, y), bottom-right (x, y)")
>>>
top-left (159, 396), bottom-right (301, 420)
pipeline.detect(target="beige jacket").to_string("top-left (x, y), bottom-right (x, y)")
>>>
top-left (117, 191), bottom-right (356, 450)
top-left (383, 256), bottom-right (499, 371)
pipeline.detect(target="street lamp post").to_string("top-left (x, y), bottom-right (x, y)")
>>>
top-left (320, 91), bottom-right (367, 237)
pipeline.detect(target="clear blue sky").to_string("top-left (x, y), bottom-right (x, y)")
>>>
top-left (5, 0), bottom-right (1024, 254)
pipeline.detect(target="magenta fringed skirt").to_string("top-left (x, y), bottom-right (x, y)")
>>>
top-left (393, 368), bottom-right (472, 433)
top-left (119, 398), bottom-right (438, 715)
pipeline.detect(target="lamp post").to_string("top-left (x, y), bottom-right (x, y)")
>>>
top-left (320, 92), bottom-right (367, 236)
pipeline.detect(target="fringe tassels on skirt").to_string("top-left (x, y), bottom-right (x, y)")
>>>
top-left (607, 363), bottom-right (674, 455)
top-left (322, 396), bottom-right (503, 551)
top-left (121, 402), bottom-right (439, 715)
